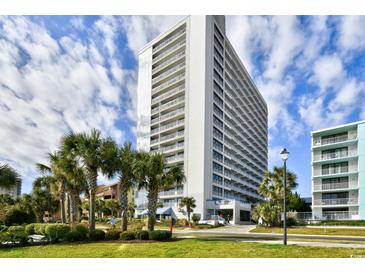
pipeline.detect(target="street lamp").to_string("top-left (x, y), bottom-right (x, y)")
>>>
top-left (280, 148), bottom-right (289, 245)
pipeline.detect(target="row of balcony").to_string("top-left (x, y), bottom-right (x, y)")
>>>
top-left (151, 96), bottom-right (185, 115)
top-left (152, 62), bottom-right (185, 86)
top-left (313, 150), bottom-right (357, 162)
top-left (152, 51), bottom-right (186, 75)
top-left (313, 182), bottom-right (358, 191)
top-left (151, 85), bottom-right (185, 105)
top-left (151, 107), bottom-right (185, 125)
top-left (153, 29), bottom-right (185, 53)
top-left (153, 40), bottom-right (186, 64)
top-left (152, 73), bottom-right (185, 95)
top-left (313, 198), bottom-right (358, 206)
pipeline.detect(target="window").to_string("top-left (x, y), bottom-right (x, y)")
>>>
top-left (322, 162), bottom-right (348, 175)
top-left (214, 58), bottom-right (224, 75)
top-left (213, 174), bottom-right (223, 185)
top-left (214, 36), bottom-right (224, 54)
top-left (214, 69), bottom-right (223, 86)
top-left (213, 150), bottom-right (223, 163)
top-left (213, 185), bottom-right (223, 197)
top-left (213, 138), bottom-right (223, 151)
top-left (214, 81), bottom-right (224, 97)
top-left (240, 210), bottom-right (251, 222)
top-left (213, 93), bottom-right (223, 108)
top-left (213, 162), bottom-right (223, 173)
top-left (322, 132), bottom-right (348, 145)
top-left (213, 127), bottom-right (223, 140)
top-left (214, 104), bottom-right (223, 119)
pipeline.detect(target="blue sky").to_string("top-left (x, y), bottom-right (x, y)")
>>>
top-left (1, 16), bottom-right (365, 197)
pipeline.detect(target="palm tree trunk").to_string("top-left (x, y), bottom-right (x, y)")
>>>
top-left (66, 193), bottom-right (71, 223)
top-left (147, 189), bottom-right (158, 231)
top-left (70, 192), bottom-right (78, 227)
top-left (120, 181), bottom-right (128, 232)
top-left (187, 210), bottom-right (191, 228)
top-left (60, 191), bottom-right (66, 223)
top-left (88, 169), bottom-right (98, 231)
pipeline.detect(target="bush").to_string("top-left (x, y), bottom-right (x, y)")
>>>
top-left (73, 224), bottom-right (88, 240)
top-left (0, 225), bottom-right (7, 232)
top-left (105, 229), bottom-right (121, 240)
top-left (45, 224), bottom-right (70, 242)
top-left (25, 224), bottom-right (35, 235)
top-left (0, 232), bottom-right (11, 245)
top-left (128, 221), bottom-right (144, 231)
top-left (120, 231), bottom-right (135, 240)
top-left (192, 214), bottom-right (201, 224)
top-left (134, 230), bottom-right (149, 240)
top-left (2, 207), bottom-right (33, 226)
top-left (34, 223), bottom-right (47, 235)
top-left (88, 229), bottom-right (105, 241)
top-left (148, 230), bottom-right (172, 241)
top-left (7, 226), bottom-right (28, 245)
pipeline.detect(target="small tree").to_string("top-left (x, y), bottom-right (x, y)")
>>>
top-left (128, 202), bottom-right (136, 219)
top-left (179, 197), bottom-right (196, 227)
top-left (191, 213), bottom-right (200, 225)
top-left (105, 199), bottom-right (120, 217)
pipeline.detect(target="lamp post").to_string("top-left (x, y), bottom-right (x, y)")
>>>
top-left (280, 148), bottom-right (289, 245)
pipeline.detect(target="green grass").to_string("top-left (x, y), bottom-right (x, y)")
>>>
top-left (251, 227), bottom-right (365, 236)
top-left (1, 239), bottom-right (365, 258)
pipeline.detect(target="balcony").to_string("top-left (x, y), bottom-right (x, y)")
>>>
top-left (159, 188), bottom-right (184, 197)
top-left (313, 182), bottom-right (356, 192)
top-left (313, 150), bottom-right (357, 163)
top-left (160, 130), bottom-right (184, 142)
top-left (152, 73), bottom-right (185, 95)
top-left (313, 134), bottom-right (357, 148)
top-left (160, 108), bottom-right (184, 123)
top-left (166, 154), bottom-right (184, 164)
top-left (313, 198), bottom-right (358, 206)
top-left (159, 142), bottom-right (184, 153)
top-left (159, 119), bottom-right (184, 133)
top-left (153, 29), bottom-right (185, 53)
top-left (153, 40), bottom-right (186, 64)
top-left (153, 51), bottom-right (186, 75)
top-left (294, 211), bottom-right (359, 221)
top-left (152, 85), bottom-right (185, 105)
top-left (152, 63), bottom-right (185, 86)
top-left (313, 166), bottom-right (357, 178)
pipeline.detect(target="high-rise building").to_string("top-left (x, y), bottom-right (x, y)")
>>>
top-left (136, 15), bottom-right (268, 224)
top-left (312, 120), bottom-right (365, 220)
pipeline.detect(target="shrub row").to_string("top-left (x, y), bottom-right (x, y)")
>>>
top-left (119, 230), bottom-right (171, 241)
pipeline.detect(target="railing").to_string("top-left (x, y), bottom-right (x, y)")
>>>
top-left (159, 119), bottom-right (184, 132)
top-left (160, 130), bottom-right (184, 142)
top-left (314, 182), bottom-right (350, 191)
top-left (313, 198), bottom-right (358, 206)
top-left (159, 188), bottom-right (184, 197)
top-left (314, 134), bottom-right (357, 146)
top-left (153, 52), bottom-right (186, 75)
top-left (166, 154), bottom-right (184, 163)
top-left (152, 73), bottom-right (185, 95)
top-left (313, 151), bottom-right (357, 161)
top-left (159, 96), bottom-right (185, 112)
top-left (153, 40), bottom-right (186, 63)
top-left (152, 85), bottom-right (184, 105)
top-left (321, 166), bottom-right (349, 175)
top-left (151, 138), bottom-right (159, 145)
top-left (159, 107), bottom-right (184, 122)
top-left (152, 63), bottom-right (185, 85)
top-left (153, 29), bottom-right (185, 53)
top-left (159, 142), bottom-right (184, 153)
top-left (294, 211), bottom-right (359, 221)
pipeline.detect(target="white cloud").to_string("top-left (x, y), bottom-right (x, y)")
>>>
top-left (338, 16), bottom-right (365, 52)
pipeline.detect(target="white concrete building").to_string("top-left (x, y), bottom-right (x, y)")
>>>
top-left (136, 15), bottom-right (268, 224)
top-left (311, 120), bottom-right (365, 220)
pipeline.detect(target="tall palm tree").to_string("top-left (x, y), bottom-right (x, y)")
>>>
top-left (36, 152), bottom-right (68, 223)
top-left (133, 152), bottom-right (185, 231)
top-left (105, 199), bottom-right (119, 217)
top-left (179, 197), bottom-right (196, 227)
top-left (0, 163), bottom-right (21, 190)
top-left (103, 142), bottom-right (136, 231)
top-left (62, 129), bottom-right (116, 231)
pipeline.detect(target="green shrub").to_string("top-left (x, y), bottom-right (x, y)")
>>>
top-left (45, 224), bottom-right (70, 242)
top-left (88, 229), bottom-right (105, 241)
top-left (120, 231), bottom-right (135, 240)
top-left (73, 224), bottom-right (88, 240)
top-left (25, 224), bottom-right (35, 235)
top-left (148, 230), bottom-right (172, 241)
top-left (34, 223), bottom-right (47, 235)
top-left (128, 221), bottom-right (144, 231)
top-left (192, 214), bottom-right (201, 224)
top-left (65, 231), bottom-right (81, 242)
top-left (0, 225), bottom-right (8, 232)
top-left (0, 232), bottom-right (11, 245)
top-left (105, 229), bottom-right (121, 240)
top-left (134, 230), bottom-right (149, 240)
top-left (7, 226), bottom-right (28, 245)
top-left (2, 207), bottom-right (34, 226)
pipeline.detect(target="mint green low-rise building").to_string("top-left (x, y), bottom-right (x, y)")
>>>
top-left (312, 120), bottom-right (365, 220)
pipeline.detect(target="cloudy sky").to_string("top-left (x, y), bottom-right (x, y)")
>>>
top-left (1, 15), bottom-right (365, 196)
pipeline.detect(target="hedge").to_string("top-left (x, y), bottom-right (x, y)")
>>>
top-left (135, 230), bottom-right (149, 240)
top-left (88, 229), bottom-right (105, 241)
top-left (25, 224), bottom-right (35, 235)
top-left (120, 231), bottom-right (135, 240)
top-left (45, 224), bottom-right (70, 242)
top-left (148, 230), bottom-right (172, 241)
top-left (105, 229), bottom-right (121, 240)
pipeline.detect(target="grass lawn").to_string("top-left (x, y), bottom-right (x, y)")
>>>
top-left (251, 227), bottom-right (365, 237)
top-left (1, 239), bottom-right (365, 258)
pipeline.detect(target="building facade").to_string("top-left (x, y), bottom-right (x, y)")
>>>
top-left (136, 15), bottom-right (268, 224)
top-left (312, 120), bottom-right (365, 220)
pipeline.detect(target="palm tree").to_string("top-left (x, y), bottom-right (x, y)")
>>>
top-left (0, 163), bottom-right (21, 190)
top-left (128, 202), bottom-right (136, 219)
top-left (133, 152), bottom-right (185, 231)
top-left (179, 197), bottom-right (196, 227)
top-left (36, 152), bottom-right (68, 223)
top-left (62, 129), bottom-right (116, 231)
top-left (105, 199), bottom-right (119, 217)
top-left (259, 166), bottom-right (297, 206)
top-left (103, 142), bottom-right (136, 231)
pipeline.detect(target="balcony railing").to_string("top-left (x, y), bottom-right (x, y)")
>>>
top-left (293, 211), bottom-right (359, 221)
top-left (166, 154), bottom-right (184, 163)
top-left (160, 130), bottom-right (184, 142)
top-left (152, 73), bottom-right (185, 95)
top-left (314, 134), bottom-right (357, 147)
top-left (159, 142), bottom-right (184, 153)
top-left (152, 51), bottom-right (186, 75)
top-left (153, 40), bottom-right (186, 64)
top-left (159, 107), bottom-right (184, 123)
top-left (152, 62), bottom-right (185, 86)
top-left (321, 166), bottom-right (349, 175)
top-left (313, 151), bottom-right (357, 161)
top-left (152, 85), bottom-right (185, 105)
top-left (153, 29), bottom-right (185, 53)
top-left (159, 119), bottom-right (184, 132)
top-left (313, 198), bottom-right (358, 206)
top-left (313, 182), bottom-right (350, 191)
